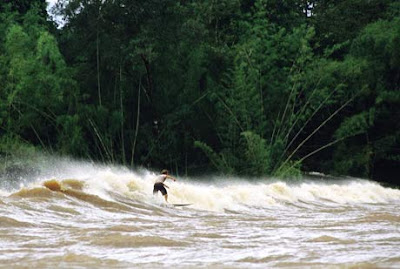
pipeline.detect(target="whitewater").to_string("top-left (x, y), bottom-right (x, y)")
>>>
top-left (1, 158), bottom-right (399, 268)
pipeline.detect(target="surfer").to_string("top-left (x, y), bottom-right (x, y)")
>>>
top-left (153, 169), bottom-right (177, 203)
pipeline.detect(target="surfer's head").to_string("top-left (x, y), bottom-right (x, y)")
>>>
top-left (161, 169), bottom-right (169, 175)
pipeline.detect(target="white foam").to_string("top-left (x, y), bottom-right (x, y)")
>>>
top-left (5, 156), bottom-right (400, 211)
top-left (0, 189), bottom-right (9, 197)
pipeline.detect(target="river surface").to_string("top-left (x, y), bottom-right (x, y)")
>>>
top-left (0, 159), bottom-right (399, 268)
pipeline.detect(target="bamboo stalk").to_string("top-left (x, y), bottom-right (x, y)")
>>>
top-left (277, 136), bottom-right (349, 176)
top-left (281, 77), bottom-right (322, 143)
top-left (217, 95), bottom-right (244, 132)
top-left (119, 64), bottom-right (126, 164)
top-left (276, 82), bottom-right (298, 139)
top-left (274, 88), bottom-right (364, 175)
top-left (96, 25), bottom-right (101, 107)
top-left (282, 85), bottom-right (339, 157)
top-left (131, 79), bottom-right (141, 166)
top-left (88, 118), bottom-right (112, 162)
top-left (13, 101), bottom-right (57, 127)
top-left (270, 109), bottom-right (281, 146)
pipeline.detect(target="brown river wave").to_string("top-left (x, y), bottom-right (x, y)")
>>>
top-left (0, 163), bottom-right (399, 268)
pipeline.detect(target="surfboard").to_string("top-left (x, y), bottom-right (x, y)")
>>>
top-left (172, 203), bottom-right (192, 207)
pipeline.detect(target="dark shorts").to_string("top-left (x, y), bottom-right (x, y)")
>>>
top-left (153, 182), bottom-right (167, 196)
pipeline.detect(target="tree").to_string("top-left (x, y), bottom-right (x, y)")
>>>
top-left (1, 8), bottom-right (80, 156)
top-left (195, 1), bottom-right (319, 177)
top-left (328, 17), bottom-right (400, 182)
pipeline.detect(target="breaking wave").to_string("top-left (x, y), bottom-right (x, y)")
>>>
top-left (1, 158), bottom-right (399, 212)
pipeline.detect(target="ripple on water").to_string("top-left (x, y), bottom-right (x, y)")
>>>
top-left (359, 212), bottom-right (400, 223)
top-left (0, 216), bottom-right (34, 228)
top-left (309, 235), bottom-right (356, 244)
top-left (79, 233), bottom-right (189, 248)
top-left (2, 253), bottom-right (130, 268)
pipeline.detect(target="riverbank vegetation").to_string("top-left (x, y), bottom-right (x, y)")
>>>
top-left (1, 0), bottom-right (399, 184)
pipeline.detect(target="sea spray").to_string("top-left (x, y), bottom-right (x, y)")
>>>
top-left (2, 157), bottom-right (400, 211)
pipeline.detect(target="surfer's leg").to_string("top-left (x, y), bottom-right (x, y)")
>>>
top-left (159, 185), bottom-right (168, 203)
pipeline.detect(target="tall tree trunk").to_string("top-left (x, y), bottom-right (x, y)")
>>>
top-left (131, 79), bottom-right (141, 166)
top-left (96, 13), bottom-right (102, 106)
top-left (119, 64), bottom-right (126, 164)
top-left (140, 53), bottom-right (160, 137)
top-left (140, 53), bottom-right (153, 103)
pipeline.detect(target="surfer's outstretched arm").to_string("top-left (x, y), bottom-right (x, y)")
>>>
top-left (166, 175), bottom-right (177, 181)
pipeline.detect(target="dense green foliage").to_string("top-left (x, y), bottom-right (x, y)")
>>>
top-left (1, 0), bottom-right (399, 184)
